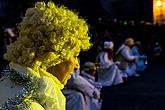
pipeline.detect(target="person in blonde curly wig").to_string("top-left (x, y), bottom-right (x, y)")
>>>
top-left (0, 1), bottom-right (91, 110)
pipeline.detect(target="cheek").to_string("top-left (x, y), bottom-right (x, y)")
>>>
top-left (66, 65), bottom-right (74, 75)
top-left (68, 60), bottom-right (77, 74)
top-left (63, 61), bottom-right (75, 77)
top-left (59, 57), bottom-right (79, 85)
top-left (61, 64), bottom-right (74, 85)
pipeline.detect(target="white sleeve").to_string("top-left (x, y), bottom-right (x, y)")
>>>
top-left (121, 48), bottom-right (137, 61)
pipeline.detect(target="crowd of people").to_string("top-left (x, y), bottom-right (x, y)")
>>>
top-left (0, 1), bottom-right (164, 110)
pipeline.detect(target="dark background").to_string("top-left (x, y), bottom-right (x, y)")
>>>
top-left (0, 0), bottom-right (153, 25)
top-left (0, 0), bottom-right (164, 65)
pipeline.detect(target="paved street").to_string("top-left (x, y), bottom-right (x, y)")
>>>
top-left (101, 64), bottom-right (165, 110)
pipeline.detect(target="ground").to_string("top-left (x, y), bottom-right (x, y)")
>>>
top-left (101, 64), bottom-right (165, 110)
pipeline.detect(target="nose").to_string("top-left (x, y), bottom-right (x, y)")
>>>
top-left (74, 58), bottom-right (80, 69)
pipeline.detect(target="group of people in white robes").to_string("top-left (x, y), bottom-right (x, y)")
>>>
top-left (96, 38), bottom-right (147, 87)
top-left (63, 38), bottom-right (147, 110)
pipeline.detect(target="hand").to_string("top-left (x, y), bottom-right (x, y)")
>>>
top-left (93, 91), bottom-right (98, 99)
top-left (93, 90), bottom-right (100, 99)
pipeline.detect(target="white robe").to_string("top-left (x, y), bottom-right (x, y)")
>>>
top-left (96, 52), bottom-right (123, 87)
top-left (116, 44), bottom-right (138, 76)
top-left (62, 89), bottom-right (87, 110)
top-left (64, 71), bottom-right (101, 110)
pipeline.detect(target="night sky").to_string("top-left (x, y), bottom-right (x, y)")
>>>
top-left (0, 0), bottom-right (153, 24)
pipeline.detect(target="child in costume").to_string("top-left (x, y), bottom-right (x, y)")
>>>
top-left (0, 1), bottom-right (91, 110)
top-left (96, 41), bottom-right (124, 86)
top-left (63, 62), bottom-right (102, 110)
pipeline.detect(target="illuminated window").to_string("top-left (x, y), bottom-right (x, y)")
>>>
top-left (156, 0), bottom-right (162, 7)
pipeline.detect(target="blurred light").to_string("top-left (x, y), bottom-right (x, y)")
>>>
top-left (113, 18), bottom-right (117, 23)
top-left (156, 0), bottom-right (162, 7)
top-left (123, 21), bottom-right (127, 25)
top-left (145, 60), bottom-right (148, 65)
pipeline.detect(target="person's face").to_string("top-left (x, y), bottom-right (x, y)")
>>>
top-left (47, 55), bottom-right (79, 85)
top-left (130, 45), bottom-right (134, 48)
top-left (89, 69), bottom-right (96, 77)
top-left (128, 43), bottom-right (134, 49)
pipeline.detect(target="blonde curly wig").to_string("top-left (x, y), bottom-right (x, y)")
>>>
top-left (5, 1), bottom-right (91, 70)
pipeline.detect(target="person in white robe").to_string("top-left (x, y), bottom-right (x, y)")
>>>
top-left (81, 62), bottom-right (102, 90)
top-left (62, 88), bottom-right (87, 110)
top-left (63, 62), bottom-right (102, 110)
top-left (96, 41), bottom-right (124, 87)
top-left (115, 38), bottom-right (139, 77)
